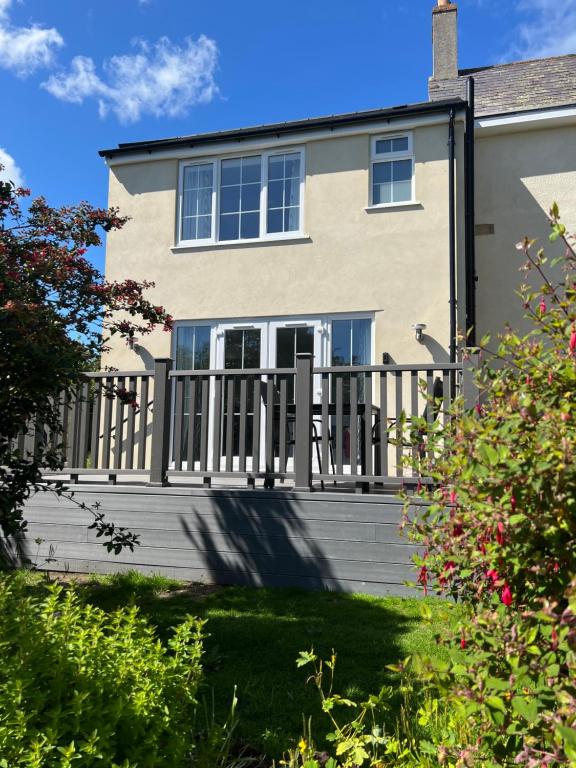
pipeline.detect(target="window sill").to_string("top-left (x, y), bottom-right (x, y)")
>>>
top-left (365, 201), bottom-right (423, 212)
top-left (172, 234), bottom-right (312, 252)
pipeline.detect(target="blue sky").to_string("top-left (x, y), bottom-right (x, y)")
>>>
top-left (1, 0), bottom-right (574, 273)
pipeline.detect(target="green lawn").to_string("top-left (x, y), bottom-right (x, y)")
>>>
top-left (27, 571), bottom-right (452, 759)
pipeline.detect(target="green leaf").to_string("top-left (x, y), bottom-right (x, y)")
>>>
top-left (511, 696), bottom-right (539, 723)
top-left (485, 696), bottom-right (506, 713)
top-left (296, 650), bottom-right (317, 668)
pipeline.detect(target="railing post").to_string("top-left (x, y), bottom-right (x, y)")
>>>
top-left (148, 357), bottom-right (173, 487)
top-left (462, 349), bottom-right (480, 410)
top-left (294, 352), bottom-right (313, 491)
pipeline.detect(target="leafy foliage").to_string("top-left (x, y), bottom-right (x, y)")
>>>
top-left (0, 168), bottom-right (172, 550)
top-left (400, 205), bottom-right (576, 765)
top-left (0, 573), bottom-right (205, 767)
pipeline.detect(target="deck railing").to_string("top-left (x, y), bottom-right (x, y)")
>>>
top-left (27, 354), bottom-right (475, 492)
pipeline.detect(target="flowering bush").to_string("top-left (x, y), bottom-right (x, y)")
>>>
top-left (403, 205), bottom-right (576, 764)
top-left (0, 169), bottom-right (172, 550)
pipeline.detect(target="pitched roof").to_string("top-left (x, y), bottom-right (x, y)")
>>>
top-left (99, 98), bottom-right (465, 159)
top-left (429, 54), bottom-right (576, 116)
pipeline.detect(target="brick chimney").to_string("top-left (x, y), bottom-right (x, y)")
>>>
top-left (431, 1), bottom-right (458, 81)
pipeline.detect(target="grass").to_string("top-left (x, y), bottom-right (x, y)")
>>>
top-left (23, 570), bottom-right (453, 759)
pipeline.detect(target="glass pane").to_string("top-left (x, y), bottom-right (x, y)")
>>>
top-left (373, 183), bottom-right (392, 205)
top-left (276, 328), bottom-right (295, 368)
top-left (284, 207), bottom-right (299, 232)
top-left (219, 213), bottom-right (239, 241)
top-left (268, 155), bottom-right (284, 180)
top-left (183, 166), bottom-right (199, 189)
top-left (240, 211), bottom-right (259, 239)
top-left (242, 156), bottom-right (261, 183)
top-left (393, 180), bottom-right (412, 202)
top-left (267, 208), bottom-right (283, 233)
top-left (373, 162), bottom-right (392, 184)
top-left (351, 319), bottom-right (371, 365)
top-left (220, 185), bottom-right (240, 214)
top-left (284, 177), bottom-right (300, 206)
top-left (331, 320), bottom-right (351, 366)
top-left (375, 138), bottom-right (392, 154)
top-left (197, 188), bottom-right (212, 215)
top-left (197, 215), bottom-right (212, 239)
top-left (393, 159), bottom-right (412, 182)
top-left (198, 165), bottom-right (213, 188)
top-left (221, 158), bottom-right (241, 186)
top-left (296, 326), bottom-right (314, 356)
top-left (176, 326), bottom-right (195, 369)
top-left (241, 183), bottom-right (260, 212)
top-left (268, 180), bottom-right (283, 209)
top-left (284, 153), bottom-right (300, 178)
top-left (392, 137), bottom-right (409, 152)
top-left (182, 216), bottom-right (197, 240)
top-left (224, 330), bottom-right (243, 369)
top-left (243, 329), bottom-right (261, 368)
top-left (194, 327), bottom-right (211, 369)
top-left (183, 189), bottom-right (197, 217)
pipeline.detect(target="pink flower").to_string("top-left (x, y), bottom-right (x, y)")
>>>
top-left (501, 584), bottom-right (513, 607)
top-left (539, 299), bottom-right (547, 314)
top-left (486, 569), bottom-right (499, 589)
top-left (449, 489), bottom-right (457, 504)
top-left (496, 522), bottom-right (505, 546)
top-left (418, 565), bottom-right (428, 596)
top-left (460, 634), bottom-right (467, 649)
top-left (570, 327), bottom-right (576, 354)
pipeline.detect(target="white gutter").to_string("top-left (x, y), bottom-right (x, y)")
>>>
top-left (104, 111), bottom-right (465, 167)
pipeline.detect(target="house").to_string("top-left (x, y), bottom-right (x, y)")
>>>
top-left (21, 1), bottom-right (576, 593)
top-left (99, 0), bottom-right (576, 377)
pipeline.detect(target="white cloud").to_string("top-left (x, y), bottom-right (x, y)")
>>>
top-left (508, 0), bottom-right (576, 59)
top-left (0, 0), bottom-right (63, 76)
top-left (0, 147), bottom-right (24, 187)
top-left (42, 35), bottom-right (219, 123)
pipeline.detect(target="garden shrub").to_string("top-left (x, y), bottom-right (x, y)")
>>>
top-left (0, 574), bottom-right (205, 767)
top-left (402, 205), bottom-right (576, 765)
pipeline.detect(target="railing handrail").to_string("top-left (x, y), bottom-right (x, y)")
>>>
top-left (313, 363), bottom-right (463, 374)
top-left (169, 367), bottom-right (296, 377)
top-left (83, 370), bottom-right (155, 379)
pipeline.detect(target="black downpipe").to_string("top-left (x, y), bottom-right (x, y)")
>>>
top-left (448, 108), bottom-right (457, 363)
top-left (464, 77), bottom-right (477, 346)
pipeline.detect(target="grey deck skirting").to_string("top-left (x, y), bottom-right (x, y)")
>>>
top-left (18, 485), bottom-right (422, 597)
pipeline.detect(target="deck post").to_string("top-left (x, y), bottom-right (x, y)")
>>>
top-left (148, 357), bottom-right (173, 486)
top-left (294, 352), bottom-right (313, 491)
top-left (462, 349), bottom-right (480, 410)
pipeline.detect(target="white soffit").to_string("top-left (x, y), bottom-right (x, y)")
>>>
top-left (476, 105), bottom-right (576, 135)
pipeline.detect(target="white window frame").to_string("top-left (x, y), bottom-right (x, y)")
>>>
top-left (369, 132), bottom-right (415, 208)
top-left (177, 147), bottom-right (305, 247)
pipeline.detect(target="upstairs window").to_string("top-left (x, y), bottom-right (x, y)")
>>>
top-left (178, 149), bottom-right (304, 245)
top-left (371, 133), bottom-right (414, 206)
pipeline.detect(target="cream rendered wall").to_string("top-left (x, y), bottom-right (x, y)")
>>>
top-left (103, 122), bottom-right (465, 370)
top-left (475, 124), bottom-right (576, 342)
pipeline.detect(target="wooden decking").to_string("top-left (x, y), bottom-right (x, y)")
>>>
top-left (17, 482), bottom-right (423, 597)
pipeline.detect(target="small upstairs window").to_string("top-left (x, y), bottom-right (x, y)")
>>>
top-left (370, 133), bottom-right (414, 206)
